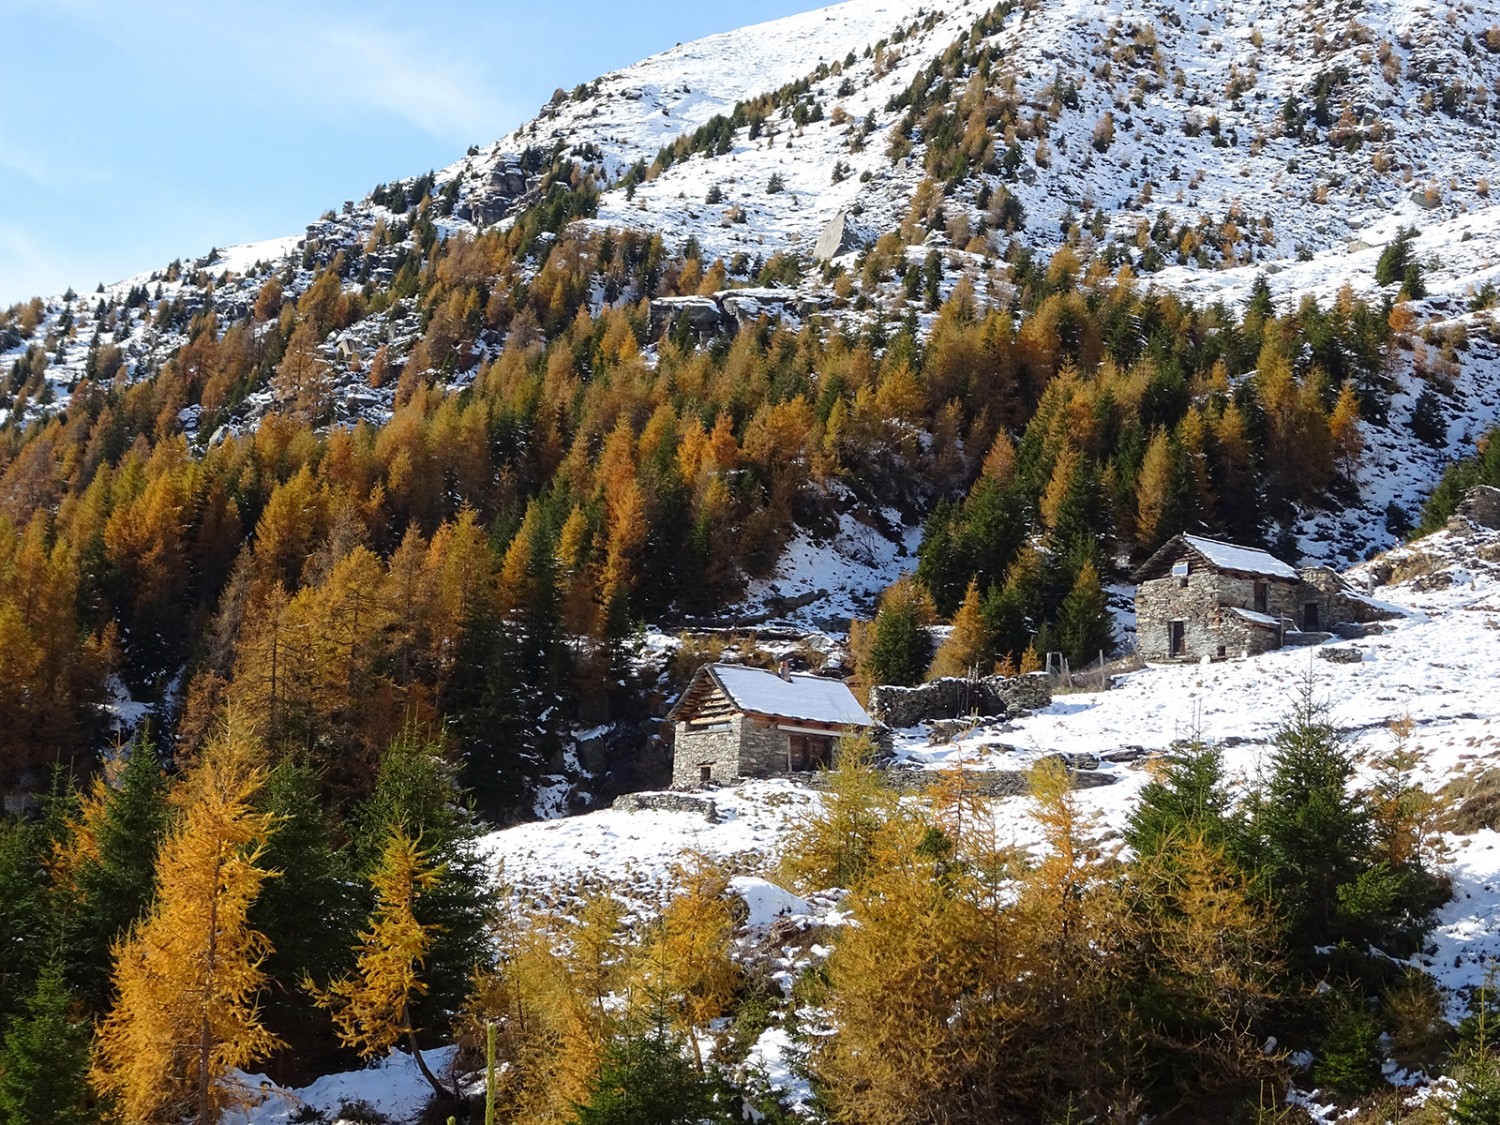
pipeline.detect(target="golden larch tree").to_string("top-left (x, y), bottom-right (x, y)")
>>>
top-left (928, 578), bottom-right (990, 681)
top-left (1134, 427), bottom-right (1175, 550)
top-left (92, 716), bottom-right (281, 1125)
top-left (310, 827), bottom-right (453, 1101)
top-left (1329, 381), bottom-right (1365, 479)
top-left (636, 854), bottom-right (741, 1069)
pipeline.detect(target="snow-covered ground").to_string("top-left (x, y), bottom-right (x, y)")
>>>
top-left (228, 1046), bottom-right (457, 1125)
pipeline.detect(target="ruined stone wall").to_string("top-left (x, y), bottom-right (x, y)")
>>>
top-left (867, 673), bottom-right (1052, 727)
top-left (613, 791), bottom-right (720, 820)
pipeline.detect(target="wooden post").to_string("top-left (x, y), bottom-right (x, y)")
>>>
top-left (485, 1021), bottom-right (497, 1125)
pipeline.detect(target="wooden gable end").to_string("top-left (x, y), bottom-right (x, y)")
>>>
top-left (671, 671), bottom-right (742, 726)
top-left (686, 682), bottom-right (738, 725)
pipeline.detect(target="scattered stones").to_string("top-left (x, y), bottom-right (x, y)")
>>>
top-left (1318, 647), bottom-right (1364, 664)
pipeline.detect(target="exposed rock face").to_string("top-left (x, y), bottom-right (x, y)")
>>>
top-left (813, 211), bottom-right (854, 262)
top-left (866, 673), bottom-right (1053, 728)
top-left (647, 288), bottom-right (799, 342)
top-left (456, 161), bottom-right (533, 225)
top-left (648, 296), bottom-right (726, 342)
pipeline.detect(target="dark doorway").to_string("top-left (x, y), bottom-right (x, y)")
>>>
top-left (700, 764), bottom-right (713, 784)
top-left (789, 734), bottom-right (833, 771)
top-left (1253, 582), bottom-right (1268, 614)
top-left (1304, 602), bottom-right (1320, 629)
top-left (1169, 620), bottom-right (1186, 657)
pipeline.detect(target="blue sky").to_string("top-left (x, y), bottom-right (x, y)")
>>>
top-left (0, 0), bottom-right (824, 307)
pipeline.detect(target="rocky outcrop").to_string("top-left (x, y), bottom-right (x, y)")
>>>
top-left (648, 296), bottom-right (726, 342)
top-left (647, 288), bottom-right (799, 342)
top-left (867, 673), bottom-right (1053, 728)
top-left (455, 161), bottom-right (533, 225)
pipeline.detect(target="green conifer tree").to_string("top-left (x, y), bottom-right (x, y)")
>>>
top-left (1124, 738), bottom-right (1236, 861)
top-left (249, 759), bottom-right (361, 1077)
top-left (1053, 559), bottom-right (1113, 670)
top-left (0, 819), bottom-right (48, 1026)
top-left (0, 963), bottom-right (99, 1125)
top-left (355, 730), bottom-right (495, 1027)
top-left (570, 1024), bottom-right (734, 1125)
top-left (58, 730), bottom-right (172, 1012)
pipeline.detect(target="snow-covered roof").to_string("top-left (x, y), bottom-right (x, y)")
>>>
top-left (1181, 535), bottom-right (1300, 581)
top-left (1227, 606), bottom-right (1281, 629)
top-left (704, 664), bottom-right (872, 727)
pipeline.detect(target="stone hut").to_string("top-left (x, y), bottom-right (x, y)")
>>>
top-left (668, 664), bottom-right (872, 789)
top-left (1134, 534), bottom-right (1397, 661)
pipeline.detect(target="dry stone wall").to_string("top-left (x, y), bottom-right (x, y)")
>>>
top-left (1455, 485), bottom-right (1500, 531)
top-left (867, 672), bottom-right (1052, 728)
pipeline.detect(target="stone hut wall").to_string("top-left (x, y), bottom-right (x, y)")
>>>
top-left (671, 714), bottom-right (794, 788)
top-left (1137, 570), bottom-right (1299, 660)
top-left (671, 719), bottom-right (741, 788)
top-left (1294, 568), bottom-right (1344, 631)
top-left (737, 715), bottom-right (797, 777)
top-left (1216, 611), bottom-right (1283, 657)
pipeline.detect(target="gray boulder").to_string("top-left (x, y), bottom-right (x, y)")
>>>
top-left (813, 211), bottom-right (854, 262)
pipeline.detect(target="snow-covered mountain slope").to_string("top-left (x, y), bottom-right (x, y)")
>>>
top-left (458, 0), bottom-right (1500, 272)
top-left (4, 0), bottom-right (1500, 566)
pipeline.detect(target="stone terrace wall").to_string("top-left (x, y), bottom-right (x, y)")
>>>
top-left (867, 673), bottom-right (1053, 728)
